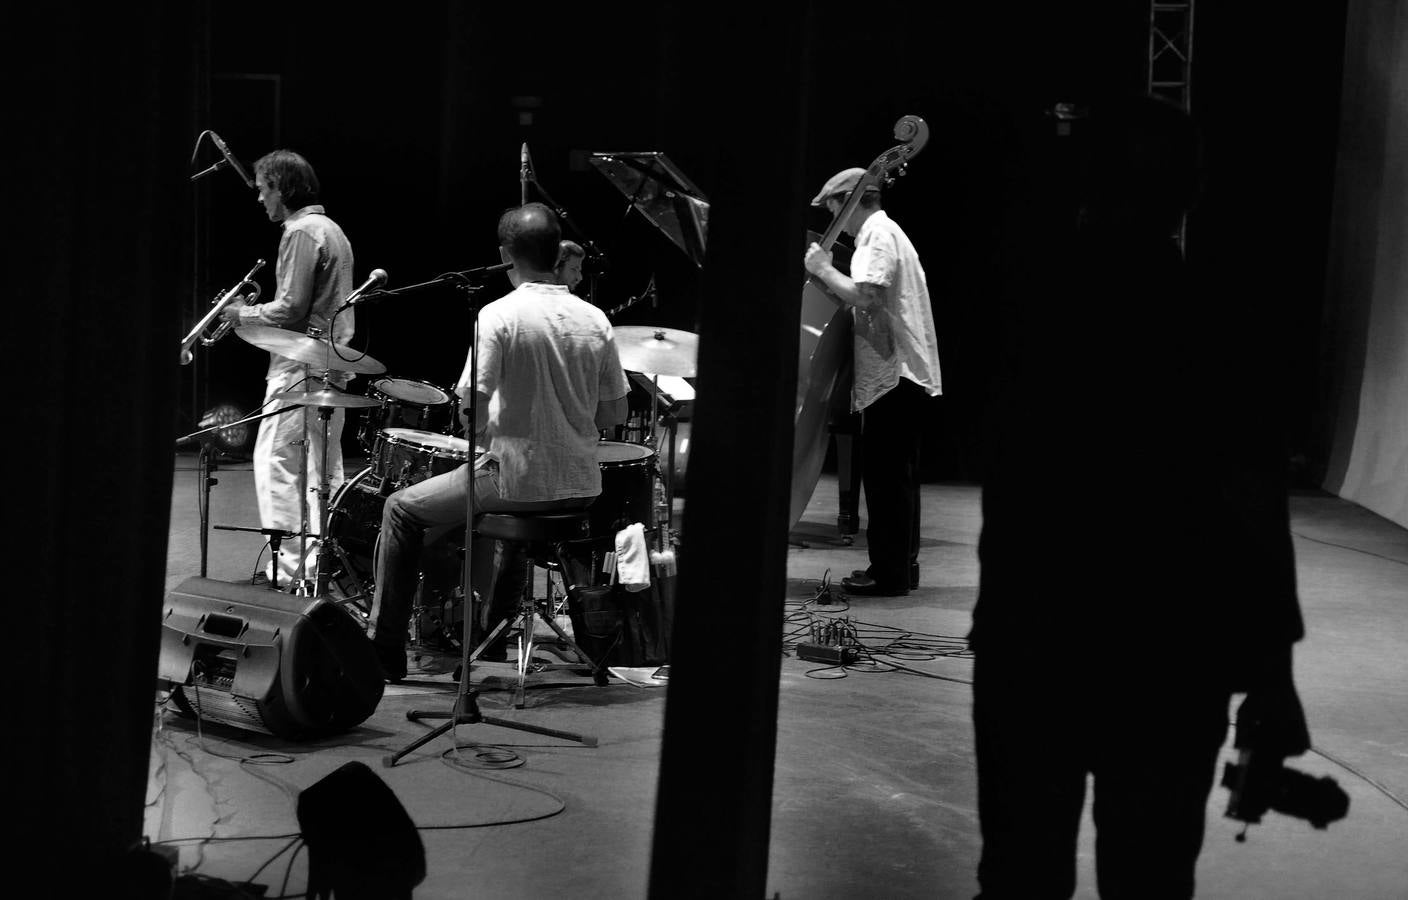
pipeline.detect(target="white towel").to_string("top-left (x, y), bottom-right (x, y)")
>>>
top-left (614, 522), bottom-right (652, 592)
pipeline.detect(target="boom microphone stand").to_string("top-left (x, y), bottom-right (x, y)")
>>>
top-left (176, 403), bottom-right (306, 584)
top-left (520, 153), bottom-right (607, 305)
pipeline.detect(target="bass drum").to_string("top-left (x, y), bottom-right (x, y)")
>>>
top-left (322, 467), bottom-right (384, 617)
top-left (321, 466), bottom-right (463, 626)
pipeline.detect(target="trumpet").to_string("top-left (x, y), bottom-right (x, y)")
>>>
top-left (179, 259), bottom-right (265, 365)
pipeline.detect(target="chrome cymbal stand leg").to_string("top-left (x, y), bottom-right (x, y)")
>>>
top-left (291, 365), bottom-right (313, 594)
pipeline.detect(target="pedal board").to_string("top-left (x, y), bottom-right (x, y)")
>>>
top-left (796, 642), bottom-right (860, 665)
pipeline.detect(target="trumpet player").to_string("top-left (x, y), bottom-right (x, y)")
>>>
top-left (220, 149), bottom-right (355, 586)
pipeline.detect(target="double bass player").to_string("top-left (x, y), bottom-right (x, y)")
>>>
top-left (803, 167), bottom-right (942, 596)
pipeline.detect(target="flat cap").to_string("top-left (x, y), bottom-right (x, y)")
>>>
top-left (810, 167), bottom-right (876, 206)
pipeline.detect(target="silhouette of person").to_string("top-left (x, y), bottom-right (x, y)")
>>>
top-left (971, 94), bottom-right (1312, 899)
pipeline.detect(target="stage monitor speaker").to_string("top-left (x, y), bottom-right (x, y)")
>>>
top-left (158, 576), bottom-right (384, 740)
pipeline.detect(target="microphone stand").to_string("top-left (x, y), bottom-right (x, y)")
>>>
top-left (522, 168), bottom-right (607, 303)
top-left (385, 269), bottom-right (597, 767)
top-left (177, 403), bottom-right (304, 583)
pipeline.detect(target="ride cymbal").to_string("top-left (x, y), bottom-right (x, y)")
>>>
top-left (614, 325), bottom-right (698, 377)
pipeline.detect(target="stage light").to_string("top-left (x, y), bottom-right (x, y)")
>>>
top-left (198, 403), bottom-right (250, 454)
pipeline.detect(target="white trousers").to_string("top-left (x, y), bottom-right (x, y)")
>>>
top-left (254, 368), bottom-right (346, 584)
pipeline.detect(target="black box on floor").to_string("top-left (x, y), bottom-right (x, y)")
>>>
top-left (158, 576), bottom-right (384, 740)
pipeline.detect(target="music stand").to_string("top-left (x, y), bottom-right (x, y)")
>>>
top-left (589, 152), bottom-right (709, 268)
top-left (383, 267), bottom-right (597, 767)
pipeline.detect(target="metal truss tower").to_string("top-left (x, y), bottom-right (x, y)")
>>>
top-left (1148, 1), bottom-right (1195, 250)
top-left (1148, 1), bottom-right (1195, 111)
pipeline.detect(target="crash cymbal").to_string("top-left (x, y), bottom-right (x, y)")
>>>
top-left (614, 325), bottom-right (698, 377)
top-left (272, 388), bottom-right (383, 409)
top-left (236, 325), bottom-right (386, 375)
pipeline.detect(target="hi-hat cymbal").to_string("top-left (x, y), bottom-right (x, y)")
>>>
top-left (236, 325), bottom-right (386, 375)
top-left (272, 388), bottom-right (383, 409)
top-left (614, 325), bottom-right (698, 377)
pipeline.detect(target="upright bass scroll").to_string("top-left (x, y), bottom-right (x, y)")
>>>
top-left (179, 258), bottom-right (265, 365)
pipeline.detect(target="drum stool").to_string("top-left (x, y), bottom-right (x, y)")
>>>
top-left (466, 510), bottom-right (610, 708)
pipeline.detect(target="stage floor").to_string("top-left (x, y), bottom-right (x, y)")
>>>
top-left (153, 451), bottom-right (1408, 899)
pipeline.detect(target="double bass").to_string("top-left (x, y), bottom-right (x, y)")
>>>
top-left (789, 115), bottom-right (930, 533)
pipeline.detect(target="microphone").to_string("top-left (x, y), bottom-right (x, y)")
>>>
top-left (520, 143), bottom-right (531, 204)
top-left (209, 132), bottom-right (254, 189)
top-left (338, 269), bottom-right (389, 310)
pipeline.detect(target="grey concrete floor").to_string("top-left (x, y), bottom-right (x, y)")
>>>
top-left (154, 451), bottom-right (1408, 898)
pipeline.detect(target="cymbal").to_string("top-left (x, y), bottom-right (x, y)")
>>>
top-left (614, 325), bottom-right (698, 377)
top-left (236, 325), bottom-right (386, 375)
top-left (272, 388), bottom-right (383, 409)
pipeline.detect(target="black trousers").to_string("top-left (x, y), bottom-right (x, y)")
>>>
top-left (860, 378), bottom-right (926, 588)
top-left (972, 648), bottom-right (1230, 899)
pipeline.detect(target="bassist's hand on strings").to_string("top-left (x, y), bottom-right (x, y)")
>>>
top-left (803, 242), bottom-right (833, 277)
top-left (805, 241), bottom-right (880, 310)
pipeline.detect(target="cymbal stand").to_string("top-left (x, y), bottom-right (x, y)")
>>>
top-left (289, 361), bottom-right (315, 595)
top-left (386, 275), bottom-right (596, 767)
top-left (645, 375), bottom-right (683, 549)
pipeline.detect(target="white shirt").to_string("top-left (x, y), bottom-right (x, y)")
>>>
top-left (456, 282), bottom-right (629, 502)
top-left (848, 210), bottom-right (943, 411)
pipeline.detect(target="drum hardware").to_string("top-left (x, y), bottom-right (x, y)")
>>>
top-left (235, 324), bottom-right (388, 375)
top-left (357, 377), bottom-right (459, 453)
top-left (270, 381), bottom-right (384, 597)
top-left (236, 313), bottom-right (384, 598)
top-left (179, 259), bottom-right (266, 365)
top-left (613, 324), bottom-right (698, 544)
top-left (591, 441), bottom-right (657, 541)
top-left (370, 428), bottom-right (475, 495)
top-left (613, 325), bottom-right (699, 378)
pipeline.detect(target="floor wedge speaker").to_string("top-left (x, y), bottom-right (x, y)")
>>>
top-left (159, 576), bottom-right (384, 739)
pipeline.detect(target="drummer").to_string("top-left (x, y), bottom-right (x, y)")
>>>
top-left (366, 203), bottom-right (629, 682)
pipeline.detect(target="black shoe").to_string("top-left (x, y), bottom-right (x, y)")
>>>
top-left (850, 564), bottom-right (920, 590)
top-left (476, 643), bottom-right (510, 663)
top-left (373, 644), bottom-right (407, 683)
top-left (840, 574), bottom-right (909, 597)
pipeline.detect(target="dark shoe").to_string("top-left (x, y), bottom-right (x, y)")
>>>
top-left (850, 563), bottom-right (920, 590)
top-left (372, 643), bottom-right (407, 683)
top-left (840, 574), bottom-right (909, 597)
top-left (476, 642), bottom-right (510, 663)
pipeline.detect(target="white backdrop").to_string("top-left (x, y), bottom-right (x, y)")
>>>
top-left (1322, 0), bottom-right (1408, 529)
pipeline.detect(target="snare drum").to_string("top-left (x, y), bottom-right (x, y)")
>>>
top-left (590, 441), bottom-right (657, 538)
top-left (373, 428), bottom-right (474, 493)
top-left (357, 377), bottom-right (458, 451)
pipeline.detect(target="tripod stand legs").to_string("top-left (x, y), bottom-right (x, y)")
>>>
top-left (386, 689), bottom-right (597, 768)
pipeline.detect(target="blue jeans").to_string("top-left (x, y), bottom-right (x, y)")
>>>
top-left (366, 461), bottom-right (591, 657)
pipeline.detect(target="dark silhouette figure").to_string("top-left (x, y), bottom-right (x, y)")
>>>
top-left (972, 95), bottom-right (1313, 899)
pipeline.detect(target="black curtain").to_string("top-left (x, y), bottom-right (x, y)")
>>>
top-left (12, 5), bottom-right (203, 886)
